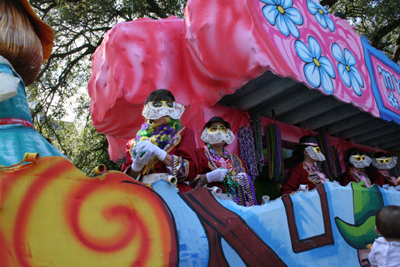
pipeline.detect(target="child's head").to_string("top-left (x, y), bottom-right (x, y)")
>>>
top-left (376, 205), bottom-right (400, 240)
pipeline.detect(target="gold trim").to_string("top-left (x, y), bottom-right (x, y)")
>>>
top-left (205, 149), bottom-right (215, 171)
top-left (231, 153), bottom-right (245, 174)
top-left (141, 164), bottom-right (149, 175)
top-left (166, 127), bottom-right (185, 154)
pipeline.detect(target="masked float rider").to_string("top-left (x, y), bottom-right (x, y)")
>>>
top-left (370, 152), bottom-right (400, 187)
top-left (281, 135), bottom-right (328, 194)
top-left (190, 117), bottom-right (257, 206)
top-left (339, 148), bottom-right (372, 187)
top-left (121, 89), bottom-right (198, 192)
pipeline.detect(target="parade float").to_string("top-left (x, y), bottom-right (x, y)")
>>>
top-left (1, 0), bottom-right (400, 266)
top-left (0, 0), bottom-right (65, 167)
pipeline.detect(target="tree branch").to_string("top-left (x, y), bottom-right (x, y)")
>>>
top-left (371, 19), bottom-right (400, 48)
top-left (146, 0), bottom-right (168, 18)
top-left (320, 0), bottom-right (338, 8)
top-left (50, 43), bottom-right (95, 59)
top-left (392, 33), bottom-right (400, 63)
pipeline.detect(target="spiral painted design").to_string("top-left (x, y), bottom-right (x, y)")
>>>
top-left (0, 157), bottom-right (177, 267)
top-left (68, 181), bottom-right (150, 253)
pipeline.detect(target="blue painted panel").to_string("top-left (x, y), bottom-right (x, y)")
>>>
top-left (221, 238), bottom-right (246, 267)
top-left (362, 36), bottom-right (400, 124)
top-left (153, 181), bottom-right (209, 267)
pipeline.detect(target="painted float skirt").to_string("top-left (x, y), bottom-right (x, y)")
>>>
top-left (0, 156), bottom-right (399, 266)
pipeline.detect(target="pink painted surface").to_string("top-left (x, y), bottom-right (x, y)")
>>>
top-left (88, 0), bottom-right (382, 161)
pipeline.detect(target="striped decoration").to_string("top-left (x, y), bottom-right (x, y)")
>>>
top-left (317, 130), bottom-right (340, 181)
top-left (331, 146), bottom-right (343, 177)
top-left (238, 126), bottom-right (259, 180)
top-left (266, 123), bottom-right (284, 184)
top-left (389, 152), bottom-right (400, 177)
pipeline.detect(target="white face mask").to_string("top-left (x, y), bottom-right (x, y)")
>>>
top-left (142, 101), bottom-right (185, 120)
top-left (201, 128), bottom-right (235, 145)
top-left (372, 157), bottom-right (398, 170)
top-left (305, 146), bottom-right (325, 162)
top-left (349, 155), bottom-right (372, 168)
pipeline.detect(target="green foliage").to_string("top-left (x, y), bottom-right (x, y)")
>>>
top-left (323, 0), bottom-right (400, 63)
top-left (28, 0), bottom-right (186, 174)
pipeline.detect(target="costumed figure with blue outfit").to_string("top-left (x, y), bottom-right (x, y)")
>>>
top-left (191, 117), bottom-right (257, 206)
top-left (0, 0), bottom-right (65, 166)
top-left (281, 135), bottom-right (328, 194)
top-left (121, 89), bottom-right (198, 192)
top-left (339, 147), bottom-right (372, 187)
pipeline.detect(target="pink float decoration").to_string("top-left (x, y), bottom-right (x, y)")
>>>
top-left (88, 0), bottom-right (398, 162)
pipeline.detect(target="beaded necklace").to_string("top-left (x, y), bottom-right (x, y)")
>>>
top-left (205, 144), bottom-right (231, 168)
top-left (238, 126), bottom-right (259, 180)
top-left (204, 144), bottom-right (237, 195)
top-left (131, 119), bottom-right (182, 170)
top-left (135, 119), bottom-right (182, 149)
top-left (266, 123), bottom-right (284, 184)
top-left (303, 161), bottom-right (327, 183)
top-left (237, 173), bottom-right (257, 206)
top-left (204, 145), bottom-right (256, 206)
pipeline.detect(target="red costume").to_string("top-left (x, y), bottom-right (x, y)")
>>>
top-left (370, 170), bottom-right (396, 187)
top-left (281, 162), bottom-right (327, 194)
top-left (122, 127), bottom-right (198, 192)
top-left (192, 148), bottom-right (246, 193)
top-left (339, 168), bottom-right (371, 187)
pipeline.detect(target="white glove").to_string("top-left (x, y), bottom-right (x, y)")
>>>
top-left (139, 141), bottom-right (167, 161)
top-left (131, 141), bottom-right (156, 172)
top-left (236, 172), bottom-right (247, 179)
top-left (298, 184), bottom-right (309, 191)
top-left (206, 168), bottom-right (228, 183)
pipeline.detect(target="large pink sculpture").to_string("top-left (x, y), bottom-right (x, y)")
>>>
top-left (89, 0), bottom-right (389, 162)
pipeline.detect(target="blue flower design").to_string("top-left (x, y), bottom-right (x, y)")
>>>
top-left (261, 0), bottom-right (303, 38)
top-left (307, 0), bottom-right (335, 32)
top-left (295, 36), bottom-right (336, 94)
top-left (388, 91), bottom-right (399, 110)
top-left (331, 43), bottom-right (364, 96)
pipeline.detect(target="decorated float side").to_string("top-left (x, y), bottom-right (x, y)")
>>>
top-left (1, 0), bottom-right (400, 266)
